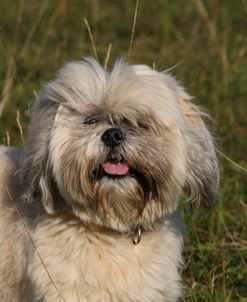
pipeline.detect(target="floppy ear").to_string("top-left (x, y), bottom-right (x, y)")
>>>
top-left (21, 147), bottom-right (58, 214)
top-left (20, 91), bottom-right (62, 214)
top-left (180, 99), bottom-right (219, 208)
top-left (21, 155), bottom-right (56, 214)
top-left (38, 168), bottom-right (55, 214)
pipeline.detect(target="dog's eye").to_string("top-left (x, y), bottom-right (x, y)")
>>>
top-left (137, 121), bottom-right (150, 131)
top-left (84, 117), bottom-right (99, 125)
top-left (121, 117), bottom-right (132, 127)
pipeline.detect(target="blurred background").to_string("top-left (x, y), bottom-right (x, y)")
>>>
top-left (0, 0), bottom-right (246, 301)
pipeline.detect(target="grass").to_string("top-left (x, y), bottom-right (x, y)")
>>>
top-left (0, 0), bottom-right (246, 301)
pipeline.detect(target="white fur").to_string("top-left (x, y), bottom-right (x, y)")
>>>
top-left (27, 211), bottom-right (183, 302)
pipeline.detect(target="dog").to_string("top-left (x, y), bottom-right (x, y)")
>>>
top-left (0, 58), bottom-right (219, 302)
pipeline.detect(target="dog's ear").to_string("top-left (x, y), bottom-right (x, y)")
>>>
top-left (22, 150), bottom-right (57, 214)
top-left (38, 169), bottom-right (55, 214)
top-left (179, 99), bottom-right (219, 208)
top-left (21, 91), bottom-right (61, 214)
top-left (21, 159), bottom-right (56, 214)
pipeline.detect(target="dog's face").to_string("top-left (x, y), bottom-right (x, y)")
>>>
top-left (23, 58), bottom-right (219, 232)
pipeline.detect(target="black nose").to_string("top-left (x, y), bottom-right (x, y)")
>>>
top-left (101, 128), bottom-right (124, 148)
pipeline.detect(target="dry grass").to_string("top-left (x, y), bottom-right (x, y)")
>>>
top-left (0, 1), bottom-right (246, 301)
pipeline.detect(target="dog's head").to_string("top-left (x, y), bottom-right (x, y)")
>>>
top-left (22, 58), bottom-right (219, 232)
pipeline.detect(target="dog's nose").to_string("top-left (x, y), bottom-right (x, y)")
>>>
top-left (101, 128), bottom-right (124, 148)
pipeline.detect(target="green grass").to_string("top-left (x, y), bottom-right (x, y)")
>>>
top-left (0, 0), bottom-right (246, 301)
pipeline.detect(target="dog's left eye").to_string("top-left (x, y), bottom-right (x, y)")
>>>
top-left (84, 117), bottom-right (99, 125)
top-left (137, 121), bottom-right (150, 131)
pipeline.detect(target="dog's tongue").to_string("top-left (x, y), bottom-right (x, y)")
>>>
top-left (103, 162), bottom-right (129, 176)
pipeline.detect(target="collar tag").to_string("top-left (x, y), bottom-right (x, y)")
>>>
top-left (132, 224), bottom-right (142, 245)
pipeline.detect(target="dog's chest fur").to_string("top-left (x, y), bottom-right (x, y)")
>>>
top-left (27, 213), bottom-right (183, 302)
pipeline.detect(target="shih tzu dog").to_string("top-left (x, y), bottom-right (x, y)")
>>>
top-left (0, 58), bottom-right (219, 302)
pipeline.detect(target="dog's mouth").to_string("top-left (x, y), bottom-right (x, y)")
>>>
top-left (91, 155), bottom-right (156, 200)
top-left (103, 161), bottom-right (129, 176)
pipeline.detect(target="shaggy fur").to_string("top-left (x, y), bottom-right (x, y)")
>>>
top-left (0, 58), bottom-right (219, 302)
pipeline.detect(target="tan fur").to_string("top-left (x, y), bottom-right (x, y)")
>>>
top-left (0, 58), bottom-right (219, 301)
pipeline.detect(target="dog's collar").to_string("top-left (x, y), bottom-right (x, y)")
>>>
top-left (84, 223), bottom-right (144, 245)
top-left (71, 213), bottom-right (145, 245)
top-left (132, 224), bottom-right (143, 245)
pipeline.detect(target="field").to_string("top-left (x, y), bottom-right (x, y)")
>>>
top-left (0, 0), bottom-right (246, 301)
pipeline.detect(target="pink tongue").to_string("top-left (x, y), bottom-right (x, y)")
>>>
top-left (103, 162), bottom-right (129, 176)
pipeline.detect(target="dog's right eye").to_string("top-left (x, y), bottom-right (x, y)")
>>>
top-left (84, 117), bottom-right (99, 125)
